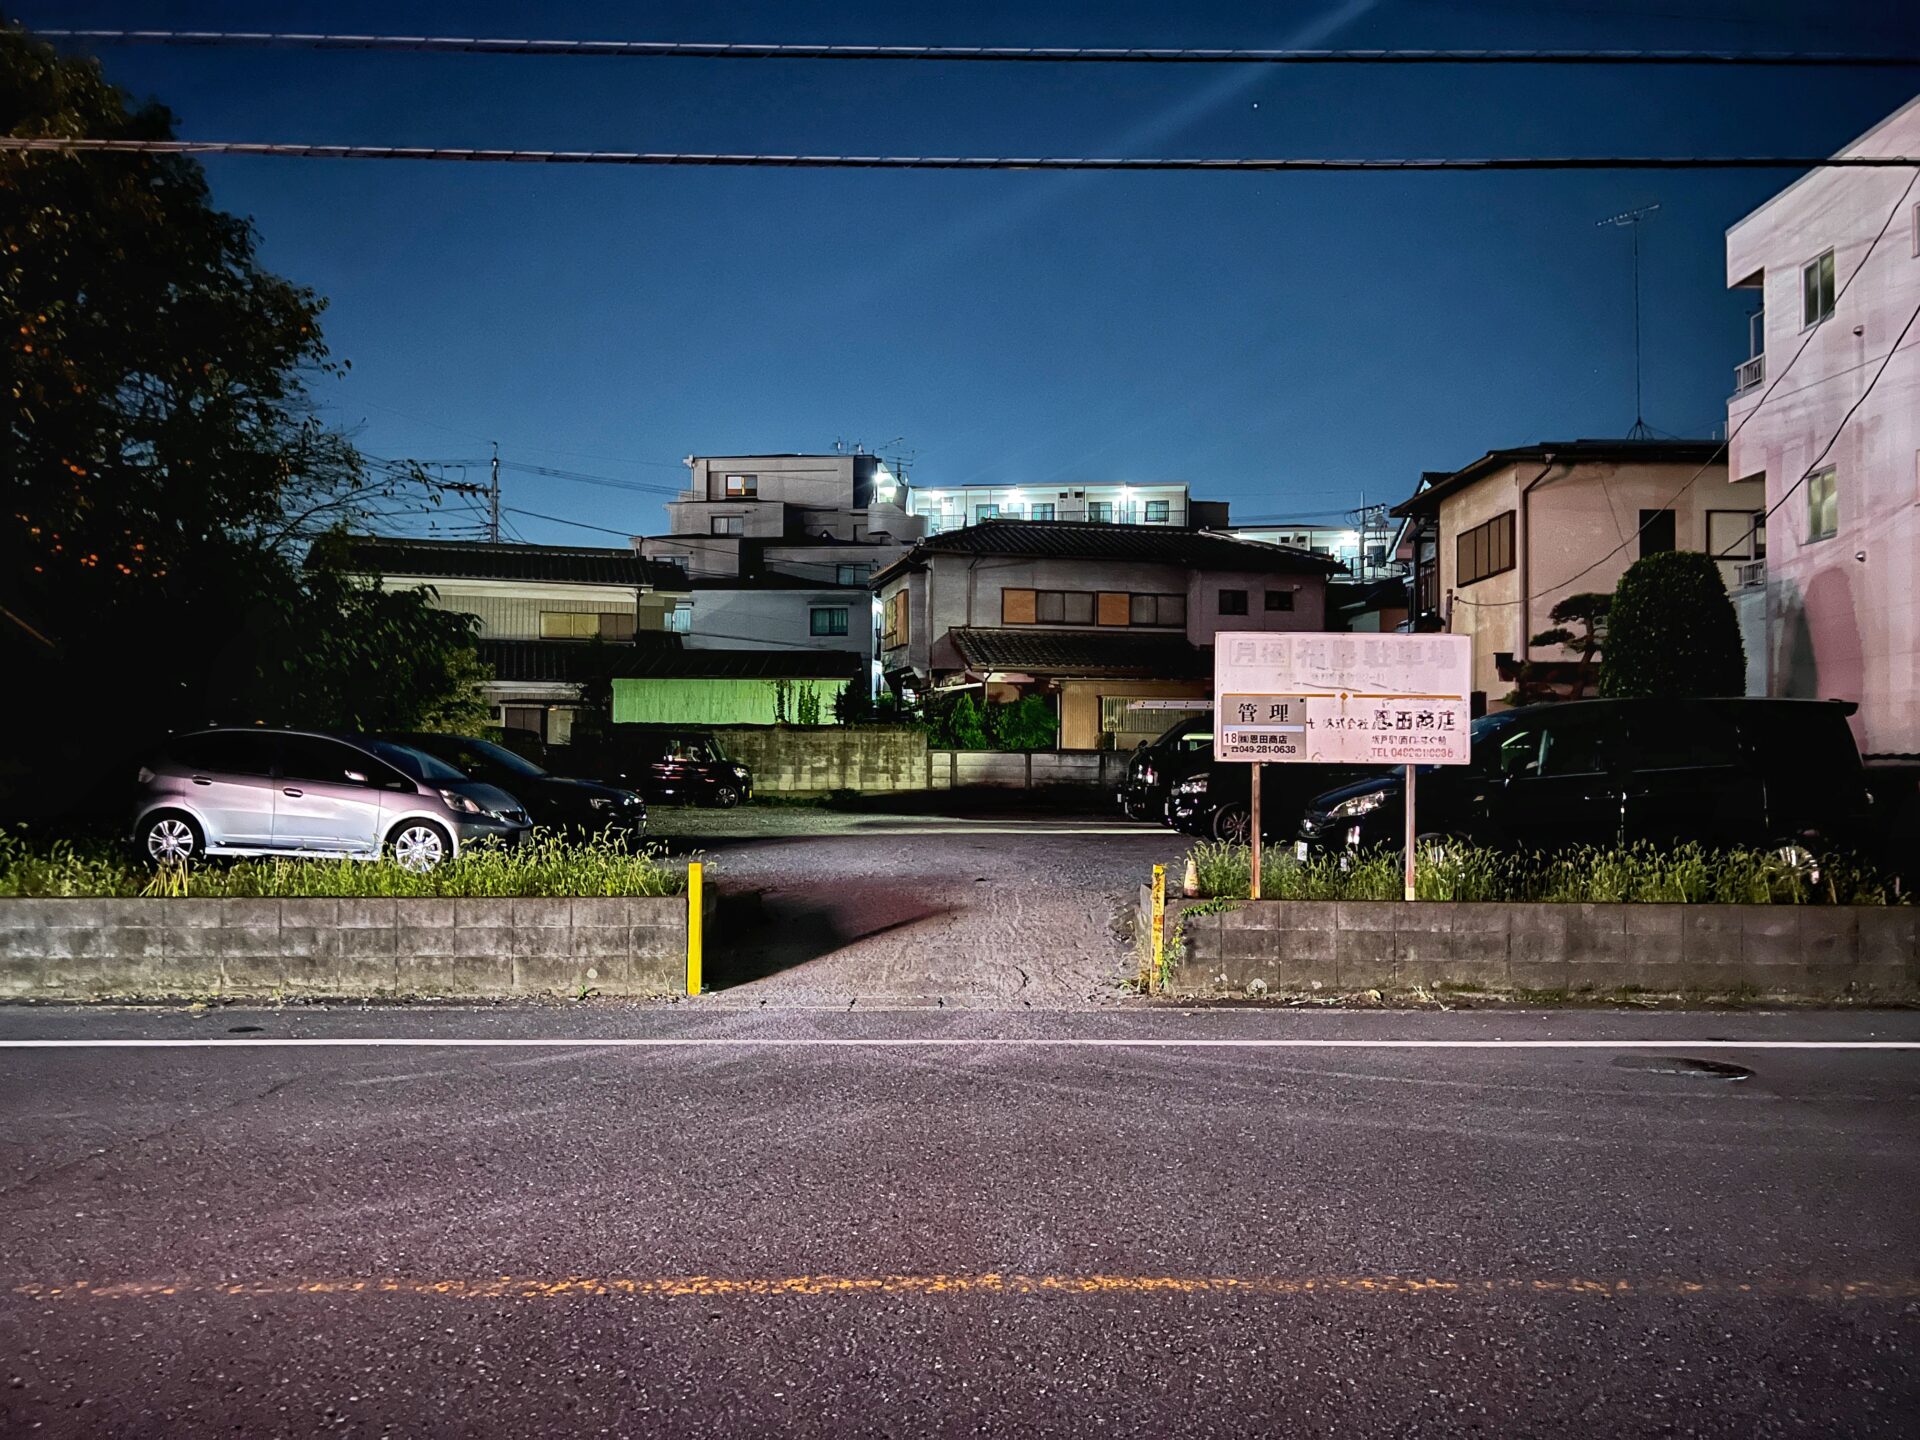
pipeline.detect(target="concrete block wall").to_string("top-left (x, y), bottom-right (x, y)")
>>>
top-left (0, 897), bottom-right (691, 1001)
top-left (1165, 899), bottom-right (1919, 999)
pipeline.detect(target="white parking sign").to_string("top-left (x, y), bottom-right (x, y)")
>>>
top-left (1214, 633), bottom-right (1473, 766)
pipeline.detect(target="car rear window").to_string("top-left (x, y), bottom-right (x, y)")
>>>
top-left (167, 731), bottom-right (277, 776)
top-left (361, 740), bottom-right (465, 784)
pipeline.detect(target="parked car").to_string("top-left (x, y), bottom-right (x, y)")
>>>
top-left (1169, 759), bottom-right (1379, 843)
top-left (567, 730), bottom-right (753, 808)
top-left (131, 728), bottom-right (532, 870)
top-left (1295, 698), bottom-right (1873, 865)
top-left (1116, 716), bottom-right (1214, 822)
top-left (389, 732), bottom-right (646, 841)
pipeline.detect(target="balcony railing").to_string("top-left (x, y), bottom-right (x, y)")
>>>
top-left (1732, 354), bottom-right (1765, 396)
top-left (1734, 558), bottom-right (1766, 589)
top-left (920, 503), bottom-right (1186, 535)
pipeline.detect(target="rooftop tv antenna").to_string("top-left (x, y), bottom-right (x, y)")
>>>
top-left (1597, 202), bottom-right (1661, 439)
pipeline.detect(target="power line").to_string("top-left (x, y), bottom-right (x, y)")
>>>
top-left (503, 506), bottom-right (640, 539)
top-left (6, 137), bottom-right (1916, 171)
top-left (34, 31), bottom-right (1920, 67)
top-left (500, 460), bottom-right (682, 496)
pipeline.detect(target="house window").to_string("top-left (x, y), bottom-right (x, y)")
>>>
top-left (1030, 590), bottom-right (1096, 625)
top-left (810, 607), bottom-right (850, 637)
top-left (1802, 249), bottom-right (1835, 327)
top-left (1145, 500), bottom-right (1171, 523)
top-left (665, 603), bottom-right (692, 634)
top-left (1638, 508), bottom-right (1676, 557)
top-left (1264, 589), bottom-right (1295, 612)
top-left (540, 611), bottom-right (633, 640)
top-left (1086, 501), bottom-right (1113, 523)
top-left (711, 516), bottom-right (743, 536)
top-left (723, 473), bottom-right (757, 497)
top-left (1030, 503), bottom-right (1055, 520)
top-left (975, 504), bottom-right (1000, 523)
top-left (1218, 589), bottom-right (1249, 616)
top-left (1128, 593), bottom-right (1186, 626)
top-left (1707, 510), bottom-right (1762, 561)
top-left (1455, 511), bottom-right (1516, 587)
top-left (836, 563), bottom-right (869, 586)
top-left (1807, 466), bottom-right (1838, 541)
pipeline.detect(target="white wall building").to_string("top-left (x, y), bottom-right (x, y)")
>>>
top-left (906, 481), bottom-right (1228, 535)
top-left (1725, 94), bottom-right (1920, 757)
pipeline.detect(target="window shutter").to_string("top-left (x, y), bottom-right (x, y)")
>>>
top-left (1002, 588), bottom-right (1038, 625)
top-left (1098, 592), bottom-right (1131, 626)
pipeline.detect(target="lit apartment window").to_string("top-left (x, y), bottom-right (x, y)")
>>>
top-left (975, 504), bottom-right (1000, 523)
top-left (540, 612), bottom-right (633, 640)
top-left (1802, 249), bottom-right (1835, 327)
top-left (1456, 511), bottom-right (1516, 586)
top-left (711, 516), bottom-right (744, 536)
top-left (1218, 589), bottom-right (1249, 616)
top-left (1807, 466), bottom-right (1838, 541)
top-left (1030, 503), bottom-right (1055, 520)
top-left (1264, 589), bottom-right (1294, 612)
top-left (666, 603), bottom-right (692, 634)
top-left (1086, 501), bottom-right (1113, 523)
top-left (810, 607), bottom-right (850, 637)
top-left (723, 473), bottom-right (757, 497)
top-left (1145, 500), bottom-right (1171, 522)
top-left (835, 563), bottom-right (869, 586)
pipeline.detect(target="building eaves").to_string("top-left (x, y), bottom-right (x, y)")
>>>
top-left (340, 535), bottom-right (686, 589)
top-left (947, 626), bottom-right (1208, 678)
top-left (1390, 439), bottom-right (1725, 518)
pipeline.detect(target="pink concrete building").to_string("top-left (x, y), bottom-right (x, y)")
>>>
top-left (1725, 95), bottom-right (1920, 758)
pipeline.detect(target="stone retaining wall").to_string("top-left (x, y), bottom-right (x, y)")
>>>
top-left (1159, 898), bottom-right (1919, 999)
top-left (0, 896), bottom-right (694, 1001)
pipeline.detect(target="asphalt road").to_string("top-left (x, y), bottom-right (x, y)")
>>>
top-left (653, 810), bottom-right (1188, 1006)
top-left (3, 1006), bottom-right (1918, 1437)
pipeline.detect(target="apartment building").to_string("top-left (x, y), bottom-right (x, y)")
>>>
top-left (873, 520), bottom-right (1336, 749)
top-left (906, 481), bottom-right (1229, 536)
top-left (1724, 94), bottom-right (1920, 756)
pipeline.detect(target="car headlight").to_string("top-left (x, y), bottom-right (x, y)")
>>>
top-left (1141, 766), bottom-right (1157, 785)
top-left (438, 789), bottom-right (482, 815)
top-left (588, 796), bottom-right (613, 812)
top-left (731, 765), bottom-right (750, 778)
top-left (1327, 791), bottom-right (1389, 819)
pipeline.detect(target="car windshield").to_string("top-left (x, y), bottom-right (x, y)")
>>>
top-left (1412, 712), bottom-right (1517, 776)
top-left (361, 739), bottom-right (466, 784)
top-left (461, 737), bottom-right (547, 779)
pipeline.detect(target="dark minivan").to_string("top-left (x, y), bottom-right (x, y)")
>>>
top-left (1116, 716), bottom-right (1214, 822)
top-left (390, 733), bottom-right (647, 842)
top-left (1296, 698), bottom-right (1872, 863)
top-left (569, 731), bottom-right (753, 808)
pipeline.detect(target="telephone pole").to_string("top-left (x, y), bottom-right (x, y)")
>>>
top-left (1597, 203), bottom-right (1660, 439)
top-left (489, 442), bottom-right (502, 543)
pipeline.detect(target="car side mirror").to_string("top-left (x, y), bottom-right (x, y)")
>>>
top-left (345, 770), bottom-right (368, 784)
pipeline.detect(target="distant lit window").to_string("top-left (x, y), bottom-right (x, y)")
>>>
top-left (810, 607), bottom-right (850, 637)
top-left (666, 604), bottom-right (691, 634)
top-left (1802, 249), bottom-right (1835, 327)
top-left (974, 504), bottom-right (999, 523)
top-left (1807, 466), bottom-right (1838, 541)
top-left (1030, 503), bottom-right (1055, 520)
top-left (711, 516), bottom-right (743, 536)
top-left (1218, 589), bottom-right (1249, 616)
top-left (1086, 502), bottom-right (1113, 523)
top-left (540, 611), bottom-right (630, 640)
top-left (723, 473), bottom-right (757, 497)
top-left (1145, 500), bottom-right (1171, 523)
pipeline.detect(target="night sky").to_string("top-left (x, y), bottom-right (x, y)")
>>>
top-left (17, 1), bottom-right (1919, 540)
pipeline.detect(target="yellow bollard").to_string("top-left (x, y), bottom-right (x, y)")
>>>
top-left (686, 861), bottom-right (704, 996)
top-left (1149, 863), bottom-right (1167, 994)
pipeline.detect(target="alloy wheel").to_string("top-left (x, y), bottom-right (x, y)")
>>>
top-left (392, 825), bottom-right (448, 872)
top-left (146, 818), bottom-right (196, 864)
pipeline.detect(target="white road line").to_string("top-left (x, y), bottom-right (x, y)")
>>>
top-left (0, 1038), bottom-right (1915, 1051)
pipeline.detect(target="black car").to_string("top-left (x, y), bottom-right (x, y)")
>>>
top-left (1116, 716), bottom-right (1214, 822)
top-left (389, 732), bottom-right (646, 841)
top-left (1169, 759), bottom-right (1379, 843)
top-left (1296, 697), bottom-right (1873, 862)
top-left (568, 730), bottom-right (753, 808)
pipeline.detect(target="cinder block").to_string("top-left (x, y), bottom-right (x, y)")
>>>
top-left (1739, 908), bottom-right (1800, 969)
top-left (571, 924), bottom-right (632, 960)
top-left (405, 954), bottom-right (515, 995)
top-left (510, 952), bottom-right (586, 994)
top-left (569, 897), bottom-right (632, 929)
top-left (1393, 906), bottom-right (1454, 988)
top-left (334, 898), bottom-right (398, 931)
top-left (1334, 926), bottom-right (1396, 991)
top-left (1506, 905), bottom-right (1569, 990)
top-left (1855, 908), bottom-right (1919, 993)
top-left (166, 899), bottom-right (227, 930)
top-left (338, 924), bottom-right (399, 959)
top-left (510, 923), bottom-right (574, 962)
top-left (1796, 908), bottom-right (1859, 989)
top-left (1564, 904), bottom-right (1629, 973)
top-left (510, 898), bottom-right (573, 930)
top-left (394, 898), bottom-right (458, 931)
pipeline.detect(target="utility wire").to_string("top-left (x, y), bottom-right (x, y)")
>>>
top-left (1448, 164), bottom-right (1920, 609)
top-left (34, 31), bottom-right (1920, 67)
top-left (4, 137), bottom-right (1915, 171)
top-left (500, 460), bottom-right (682, 496)
top-left (503, 506), bottom-right (640, 539)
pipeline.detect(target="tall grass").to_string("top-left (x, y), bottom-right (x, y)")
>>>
top-left (1186, 839), bottom-right (1900, 906)
top-left (0, 831), bottom-right (686, 900)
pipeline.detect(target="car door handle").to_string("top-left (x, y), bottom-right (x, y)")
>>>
top-left (282, 787), bottom-right (303, 798)
top-left (191, 776), bottom-right (213, 786)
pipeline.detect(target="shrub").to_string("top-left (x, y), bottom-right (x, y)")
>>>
top-left (1599, 551), bottom-right (1746, 699)
top-left (929, 693), bottom-right (990, 749)
top-left (987, 697), bottom-right (1060, 751)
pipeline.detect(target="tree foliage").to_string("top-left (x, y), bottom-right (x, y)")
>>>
top-left (985, 696), bottom-right (1059, 751)
top-left (1598, 552), bottom-right (1746, 700)
top-left (1, 27), bottom-right (485, 816)
top-left (1527, 591), bottom-right (1612, 700)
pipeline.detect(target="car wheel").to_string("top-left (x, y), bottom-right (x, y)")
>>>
top-left (141, 811), bottom-right (203, 866)
top-left (1767, 836), bottom-right (1827, 889)
top-left (1211, 803), bottom-right (1253, 844)
top-left (711, 785), bottom-right (741, 809)
top-left (388, 821), bottom-right (452, 873)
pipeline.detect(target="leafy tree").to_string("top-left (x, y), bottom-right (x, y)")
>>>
top-left (931, 693), bottom-right (989, 749)
top-left (986, 696), bottom-right (1059, 751)
top-left (795, 685), bottom-right (823, 726)
top-left (1529, 591), bottom-right (1612, 700)
top-left (1598, 552), bottom-right (1746, 699)
top-left (0, 26), bottom-right (479, 817)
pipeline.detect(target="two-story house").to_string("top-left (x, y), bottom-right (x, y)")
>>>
top-left (1389, 440), bottom-right (1761, 709)
top-left (340, 536), bottom-right (690, 743)
top-left (1724, 93), bottom-right (1920, 757)
top-left (872, 520), bottom-right (1338, 750)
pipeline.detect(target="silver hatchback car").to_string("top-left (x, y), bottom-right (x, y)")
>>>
top-left (132, 729), bottom-right (532, 870)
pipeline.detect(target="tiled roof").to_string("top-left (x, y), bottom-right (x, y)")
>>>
top-left (871, 520), bottom-right (1338, 585)
top-left (341, 536), bottom-right (687, 589)
top-left (947, 627), bottom-right (1207, 677)
top-left (1391, 440), bottom-right (1725, 517)
top-left (479, 639), bottom-right (861, 683)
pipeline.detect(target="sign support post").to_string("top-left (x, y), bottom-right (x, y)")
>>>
top-left (1403, 763), bottom-right (1417, 903)
top-left (1249, 766), bottom-right (1262, 900)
